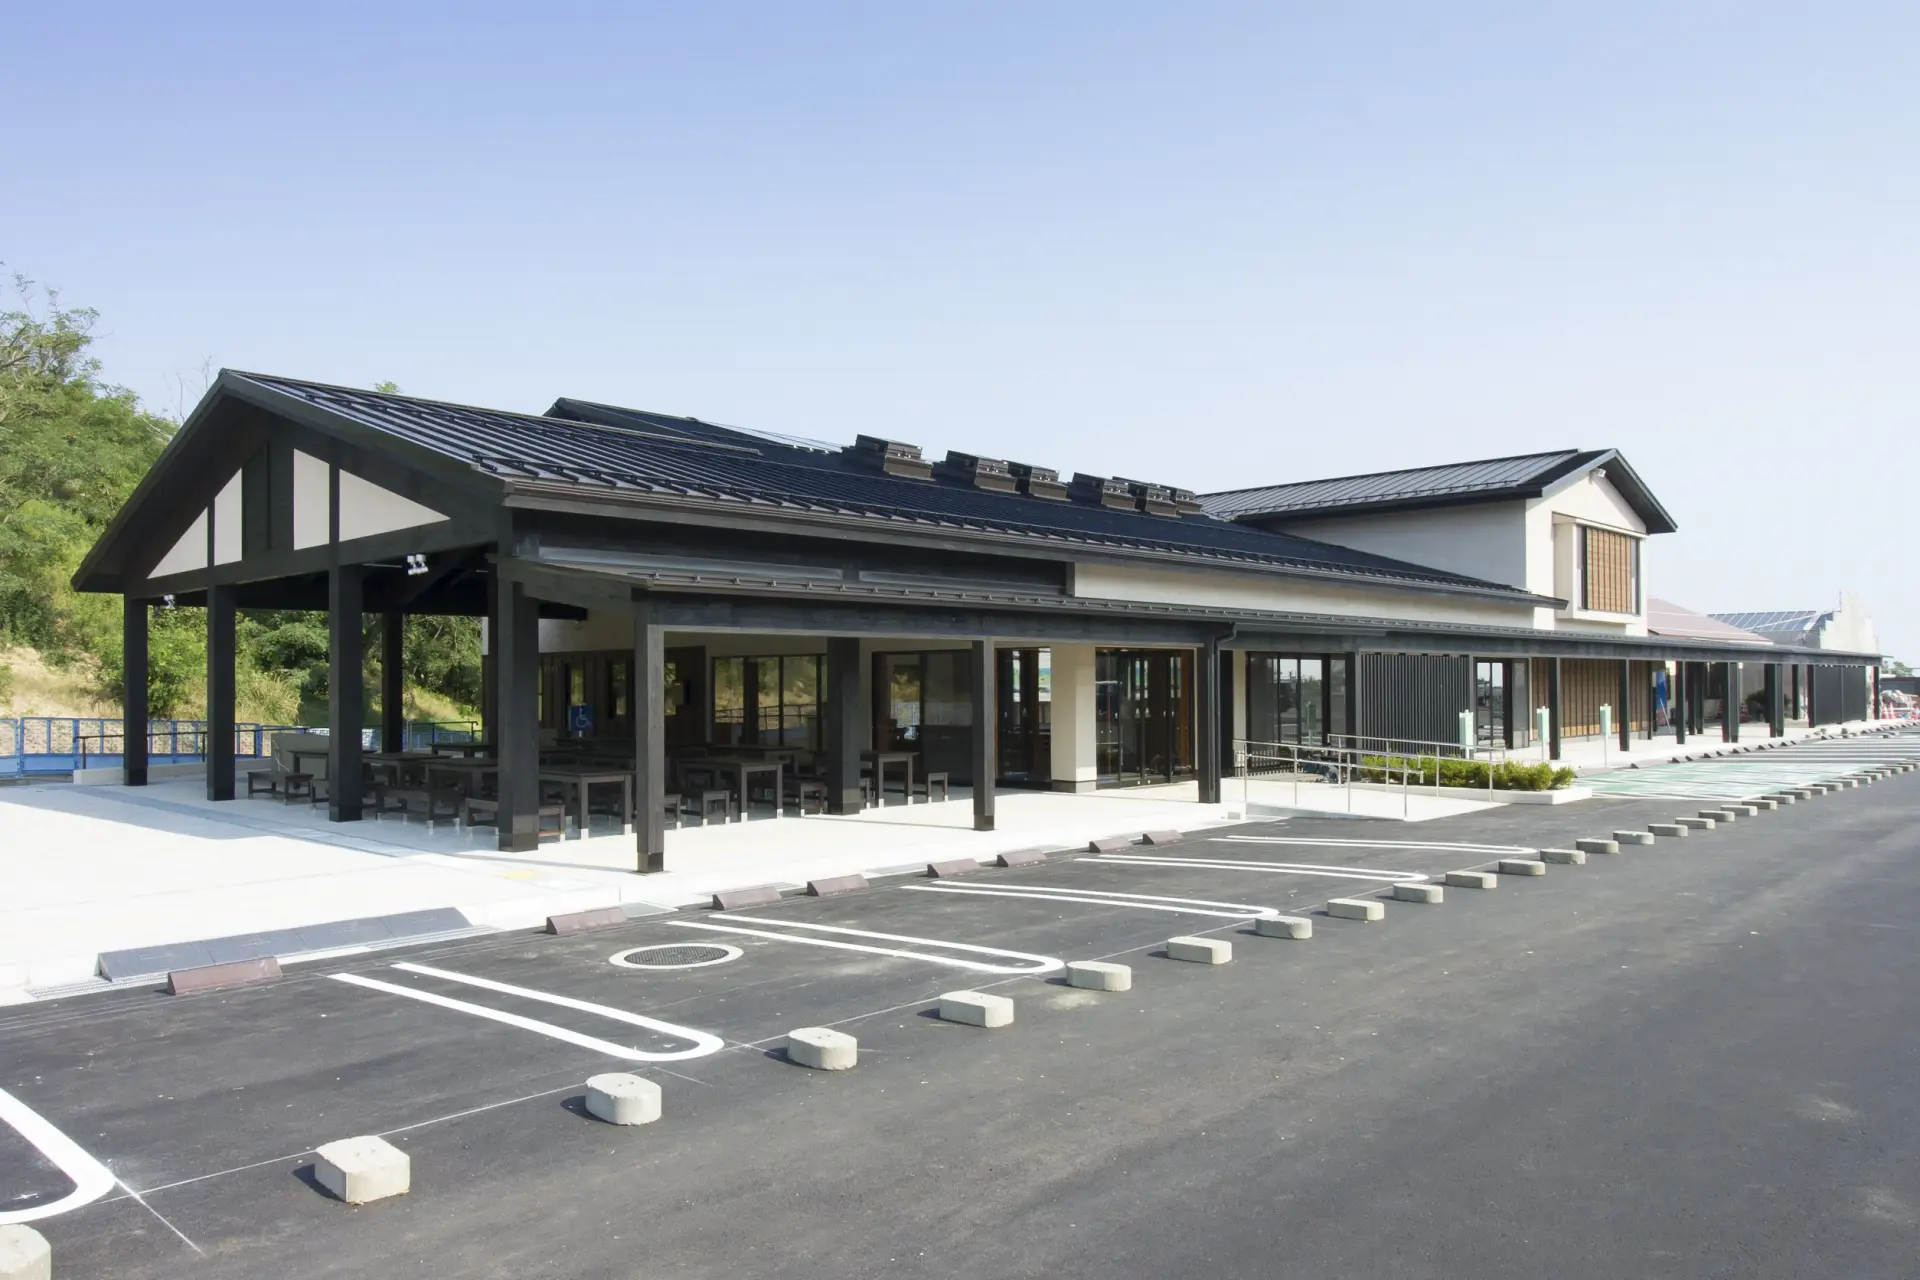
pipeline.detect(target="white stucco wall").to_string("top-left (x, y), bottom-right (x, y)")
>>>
top-left (1817, 593), bottom-right (1879, 652)
top-left (1276, 502), bottom-right (1530, 593)
top-left (1069, 562), bottom-right (1535, 628)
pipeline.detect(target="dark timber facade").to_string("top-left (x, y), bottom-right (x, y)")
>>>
top-left (76, 374), bottom-right (1884, 871)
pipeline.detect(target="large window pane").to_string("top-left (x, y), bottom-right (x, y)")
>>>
top-left (713, 657), bottom-right (745, 745)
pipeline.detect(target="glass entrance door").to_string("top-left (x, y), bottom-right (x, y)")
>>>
top-left (996, 648), bottom-right (1052, 786)
top-left (1095, 649), bottom-right (1193, 785)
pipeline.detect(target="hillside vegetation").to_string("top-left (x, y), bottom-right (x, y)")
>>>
top-left (0, 268), bottom-right (480, 726)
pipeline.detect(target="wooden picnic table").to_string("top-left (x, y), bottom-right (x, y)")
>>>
top-left (699, 757), bottom-right (783, 821)
top-left (364, 751), bottom-right (438, 787)
top-left (429, 741), bottom-right (493, 758)
top-left (423, 757), bottom-right (498, 797)
top-left (862, 750), bottom-right (916, 805)
top-left (539, 766), bottom-right (635, 838)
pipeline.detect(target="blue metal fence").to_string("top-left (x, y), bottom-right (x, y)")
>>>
top-left (0, 718), bottom-right (481, 778)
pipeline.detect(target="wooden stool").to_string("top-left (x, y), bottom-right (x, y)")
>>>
top-left (698, 790), bottom-right (734, 825)
top-left (663, 792), bottom-right (683, 830)
top-left (791, 779), bottom-right (827, 815)
top-left (913, 771), bottom-right (950, 802)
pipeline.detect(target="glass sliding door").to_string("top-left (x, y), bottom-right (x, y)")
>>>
top-left (1095, 649), bottom-right (1193, 785)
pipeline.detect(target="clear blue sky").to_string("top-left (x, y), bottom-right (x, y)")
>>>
top-left (10, 3), bottom-right (1917, 656)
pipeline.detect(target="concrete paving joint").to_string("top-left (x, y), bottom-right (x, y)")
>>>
top-left (1541, 848), bottom-right (1588, 865)
top-left (1614, 830), bottom-right (1656, 845)
top-left (939, 990), bottom-right (1015, 1027)
top-left (1445, 871), bottom-right (1499, 889)
top-left (1392, 882), bottom-right (1445, 904)
top-left (1066, 960), bottom-right (1133, 991)
top-left (1575, 838), bottom-right (1619, 855)
top-left (314, 1135), bottom-right (411, 1204)
top-left (1254, 915), bottom-right (1314, 938)
top-left (1327, 897), bottom-right (1387, 920)
top-left (1497, 858), bottom-right (1547, 877)
top-left (787, 1027), bottom-right (859, 1070)
top-left (1167, 936), bottom-right (1234, 963)
top-left (586, 1073), bottom-right (664, 1124)
top-left (0, 1226), bottom-right (50, 1280)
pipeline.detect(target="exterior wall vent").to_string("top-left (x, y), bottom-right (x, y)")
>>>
top-left (844, 435), bottom-right (933, 480)
top-left (1070, 473), bottom-right (1137, 510)
top-left (936, 451), bottom-right (1018, 493)
top-left (1168, 488), bottom-right (1205, 516)
top-left (1007, 461), bottom-right (1069, 501)
top-left (1116, 478), bottom-right (1178, 517)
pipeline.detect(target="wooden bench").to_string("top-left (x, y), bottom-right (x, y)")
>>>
top-left (696, 790), bottom-right (733, 825)
top-left (912, 771), bottom-right (950, 802)
top-left (789, 779), bottom-right (827, 815)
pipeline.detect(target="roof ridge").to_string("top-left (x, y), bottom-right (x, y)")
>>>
top-left (1201, 448), bottom-right (1583, 500)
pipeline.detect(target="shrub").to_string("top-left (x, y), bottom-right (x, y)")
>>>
top-left (1357, 754), bottom-right (1575, 790)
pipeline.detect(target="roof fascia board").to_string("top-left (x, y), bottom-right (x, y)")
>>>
top-left (501, 486), bottom-right (1556, 610)
top-left (1536, 449), bottom-right (1679, 535)
top-left (1240, 488), bottom-right (1541, 524)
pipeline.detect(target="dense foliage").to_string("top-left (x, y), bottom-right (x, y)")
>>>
top-left (0, 269), bottom-right (479, 723)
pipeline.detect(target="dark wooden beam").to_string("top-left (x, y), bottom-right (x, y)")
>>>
top-left (497, 581), bottom-right (541, 852)
top-left (206, 583), bottom-right (237, 800)
top-left (123, 596), bottom-right (149, 786)
top-left (634, 597), bottom-right (666, 872)
top-left (825, 636), bottom-right (862, 815)
top-left (328, 565), bottom-right (365, 821)
top-left (1197, 639), bottom-right (1222, 804)
top-left (972, 638), bottom-right (995, 831)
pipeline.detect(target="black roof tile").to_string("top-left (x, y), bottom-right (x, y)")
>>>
top-left (228, 373), bottom-right (1547, 599)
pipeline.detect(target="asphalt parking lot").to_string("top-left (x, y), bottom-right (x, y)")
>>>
top-left (5, 734), bottom-right (1917, 1278)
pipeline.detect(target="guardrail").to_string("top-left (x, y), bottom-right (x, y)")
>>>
top-left (1235, 736), bottom-right (1511, 816)
top-left (2, 717), bottom-right (483, 778)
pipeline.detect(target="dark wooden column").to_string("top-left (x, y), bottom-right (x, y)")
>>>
top-left (327, 565), bottom-right (364, 821)
top-left (123, 596), bottom-right (149, 786)
top-left (206, 583), bottom-right (237, 801)
top-left (381, 611), bottom-right (405, 752)
top-left (1617, 659), bottom-right (1632, 752)
top-left (824, 636), bottom-right (862, 814)
top-left (1766, 663), bottom-right (1785, 737)
top-left (1197, 638), bottom-right (1222, 804)
top-left (971, 638), bottom-right (995, 832)
top-left (1343, 652), bottom-right (1361, 744)
top-left (1722, 661), bottom-right (1739, 742)
top-left (634, 597), bottom-right (665, 873)
top-left (481, 570), bottom-right (500, 744)
top-left (1673, 662), bottom-right (1687, 744)
top-left (1789, 665), bottom-right (1801, 720)
top-left (1547, 657), bottom-right (1563, 761)
top-left (496, 581), bottom-right (541, 852)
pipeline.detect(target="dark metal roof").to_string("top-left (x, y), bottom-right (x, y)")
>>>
top-left (212, 373), bottom-right (1548, 602)
top-left (1201, 448), bottom-right (1679, 535)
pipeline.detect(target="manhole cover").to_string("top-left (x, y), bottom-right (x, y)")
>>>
top-left (609, 943), bottom-right (743, 970)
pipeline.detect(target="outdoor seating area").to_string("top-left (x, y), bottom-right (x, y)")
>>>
top-left (239, 731), bottom-right (957, 839)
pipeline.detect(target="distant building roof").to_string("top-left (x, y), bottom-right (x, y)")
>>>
top-left (1708, 608), bottom-right (1827, 635)
top-left (1200, 448), bottom-right (1678, 534)
top-left (1649, 599), bottom-right (1774, 645)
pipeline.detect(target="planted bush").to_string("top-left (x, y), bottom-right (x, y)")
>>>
top-left (1357, 755), bottom-right (1575, 790)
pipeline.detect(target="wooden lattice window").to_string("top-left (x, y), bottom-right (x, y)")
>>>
top-left (1581, 526), bottom-right (1639, 614)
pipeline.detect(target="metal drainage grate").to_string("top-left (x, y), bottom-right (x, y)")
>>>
top-left (609, 943), bottom-right (743, 971)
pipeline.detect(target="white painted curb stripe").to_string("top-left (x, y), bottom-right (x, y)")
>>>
top-left (669, 918), bottom-right (1063, 974)
top-left (1089, 854), bottom-right (1429, 883)
top-left (0, 1085), bottom-right (118, 1225)
top-left (903, 882), bottom-right (1280, 919)
top-left (331, 964), bottom-right (723, 1061)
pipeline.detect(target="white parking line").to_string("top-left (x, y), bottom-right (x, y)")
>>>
top-left (330, 963), bottom-right (725, 1062)
top-left (668, 917), bottom-right (1064, 975)
top-left (902, 882), bottom-right (1282, 919)
top-left (1087, 854), bottom-right (1429, 883)
top-left (1210, 836), bottom-right (1535, 854)
top-left (0, 1085), bottom-right (118, 1225)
